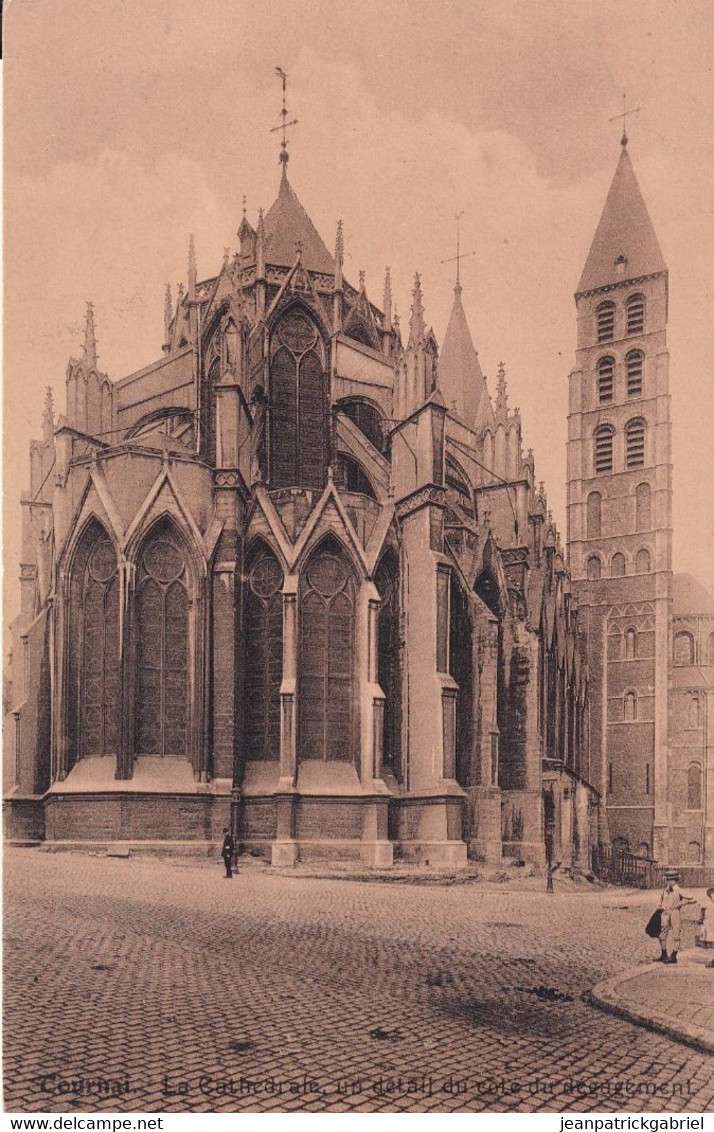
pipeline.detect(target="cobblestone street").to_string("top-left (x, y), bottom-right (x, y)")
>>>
top-left (3, 848), bottom-right (712, 1114)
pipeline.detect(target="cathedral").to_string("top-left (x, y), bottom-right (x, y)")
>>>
top-left (4, 129), bottom-right (711, 869)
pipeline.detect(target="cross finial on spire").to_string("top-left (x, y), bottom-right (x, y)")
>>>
top-left (409, 273), bottom-right (425, 343)
top-left (272, 67), bottom-right (298, 172)
top-left (609, 92), bottom-right (641, 147)
top-left (358, 269), bottom-right (365, 291)
top-left (441, 211), bottom-right (476, 292)
top-left (83, 301), bottom-right (98, 369)
top-left (242, 194), bottom-right (247, 219)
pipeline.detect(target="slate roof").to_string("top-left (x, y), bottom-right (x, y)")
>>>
top-left (263, 170), bottom-right (335, 275)
top-left (577, 144), bottom-right (666, 295)
top-left (673, 572), bottom-right (714, 617)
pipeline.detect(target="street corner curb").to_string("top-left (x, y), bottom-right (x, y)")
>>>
top-left (585, 965), bottom-right (714, 1056)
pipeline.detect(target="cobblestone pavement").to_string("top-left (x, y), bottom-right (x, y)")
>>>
top-left (4, 849), bottom-right (713, 1114)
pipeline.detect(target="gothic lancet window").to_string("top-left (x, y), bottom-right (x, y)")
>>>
top-left (244, 549), bottom-right (284, 761)
top-left (597, 357), bottom-right (615, 403)
top-left (594, 425), bottom-right (614, 474)
top-left (596, 301), bottom-right (615, 342)
top-left (375, 552), bottom-right (402, 778)
top-left (69, 523), bottom-right (120, 766)
top-left (299, 542), bottom-right (355, 762)
top-left (626, 294), bottom-right (645, 335)
top-left (586, 491), bottom-right (602, 538)
top-left (270, 311), bottom-right (328, 490)
top-left (135, 522), bottom-right (191, 757)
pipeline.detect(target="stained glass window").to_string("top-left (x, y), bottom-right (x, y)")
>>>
top-left (299, 546), bottom-right (354, 762)
top-left (270, 312), bottom-right (327, 489)
top-left (75, 528), bottom-right (119, 760)
top-left (245, 552), bottom-right (284, 761)
top-left (375, 553), bottom-right (401, 776)
top-left (136, 525), bottom-right (190, 757)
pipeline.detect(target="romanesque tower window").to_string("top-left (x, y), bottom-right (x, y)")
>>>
top-left (586, 491), bottom-right (601, 538)
top-left (612, 553), bottom-right (626, 578)
top-left (626, 350), bottom-right (644, 397)
top-left (624, 691), bottom-right (637, 721)
top-left (375, 551), bottom-right (402, 779)
top-left (270, 310), bottom-right (328, 490)
top-left (587, 555), bottom-right (602, 581)
top-left (635, 483), bottom-right (651, 531)
top-left (689, 695), bottom-right (701, 729)
top-left (674, 631), bottom-right (694, 666)
top-left (625, 627), bottom-right (637, 658)
top-left (635, 548), bottom-right (651, 574)
top-left (593, 425), bottom-right (614, 474)
top-left (244, 548), bottom-right (284, 761)
top-left (625, 418), bottom-right (646, 468)
top-left (626, 294), bottom-right (645, 335)
top-left (299, 541), bottom-right (355, 762)
top-left (596, 301), bottom-right (615, 342)
top-left (135, 522), bottom-right (191, 757)
top-left (687, 763), bottom-right (702, 810)
top-left (597, 356), bottom-right (615, 403)
top-left (68, 522), bottom-right (119, 766)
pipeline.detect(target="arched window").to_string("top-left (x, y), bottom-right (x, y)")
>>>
top-left (450, 574), bottom-right (474, 789)
top-left (637, 841), bottom-right (650, 857)
top-left (68, 523), bottom-right (119, 767)
top-left (612, 835), bottom-right (630, 853)
top-left (244, 549), bottom-right (284, 761)
top-left (612, 552), bottom-right (626, 577)
top-left (674, 631), bottom-right (694, 665)
top-left (635, 548), bottom-right (651, 574)
top-left (299, 542), bottom-right (355, 762)
top-left (687, 764), bottom-right (702, 810)
top-left (626, 293), bottom-right (645, 335)
top-left (597, 356), bottom-right (615, 403)
top-left (626, 350), bottom-right (644, 397)
top-left (635, 483), bottom-right (651, 531)
top-left (594, 425), bottom-right (614, 474)
top-left (687, 841), bottom-right (702, 864)
top-left (338, 398), bottom-right (385, 454)
top-left (135, 523), bottom-right (191, 757)
top-left (624, 691), bottom-right (637, 721)
top-left (587, 555), bottom-right (602, 581)
top-left (375, 552), bottom-right (402, 778)
top-left (270, 311), bottom-right (327, 490)
top-left (586, 491), bottom-right (602, 538)
top-left (689, 695), bottom-right (701, 729)
top-left (596, 301), bottom-right (615, 343)
top-left (625, 628), bottom-right (637, 659)
top-left (335, 454), bottom-right (377, 499)
top-left (625, 418), bottom-right (646, 468)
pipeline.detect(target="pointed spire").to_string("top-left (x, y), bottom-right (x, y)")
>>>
top-left (358, 269), bottom-right (365, 291)
top-left (577, 143), bottom-right (666, 294)
top-left (223, 247), bottom-right (230, 269)
top-left (409, 273), bottom-right (425, 344)
top-left (393, 306), bottom-right (401, 344)
top-left (256, 208), bottom-right (266, 279)
top-left (334, 219), bottom-right (344, 290)
top-left (188, 234), bottom-right (197, 300)
top-left (164, 283), bottom-right (173, 341)
top-left (42, 386), bottom-right (55, 444)
top-left (383, 267), bottom-right (392, 332)
top-left (439, 279), bottom-right (486, 425)
top-left (495, 362), bottom-right (508, 418)
top-left (82, 302), bottom-right (98, 370)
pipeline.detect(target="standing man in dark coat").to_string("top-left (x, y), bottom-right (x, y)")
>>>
top-left (221, 828), bottom-right (236, 879)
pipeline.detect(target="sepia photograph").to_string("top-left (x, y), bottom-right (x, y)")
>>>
top-left (2, 0), bottom-right (714, 1119)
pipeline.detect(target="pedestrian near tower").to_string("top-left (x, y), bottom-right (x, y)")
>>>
top-left (657, 868), bottom-right (696, 964)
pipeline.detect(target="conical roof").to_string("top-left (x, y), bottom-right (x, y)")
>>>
top-left (577, 144), bottom-right (666, 294)
top-left (263, 171), bottom-right (335, 275)
top-left (438, 283), bottom-right (486, 425)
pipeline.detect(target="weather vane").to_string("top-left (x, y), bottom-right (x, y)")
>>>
top-left (609, 93), bottom-right (641, 147)
top-left (271, 67), bottom-right (298, 167)
top-left (441, 211), bottom-right (475, 288)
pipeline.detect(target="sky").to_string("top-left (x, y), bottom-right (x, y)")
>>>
top-left (3, 0), bottom-right (714, 625)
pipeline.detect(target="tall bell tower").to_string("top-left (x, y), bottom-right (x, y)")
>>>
top-left (567, 137), bottom-right (673, 862)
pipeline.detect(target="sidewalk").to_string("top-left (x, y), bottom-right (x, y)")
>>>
top-left (589, 947), bottom-right (714, 1054)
